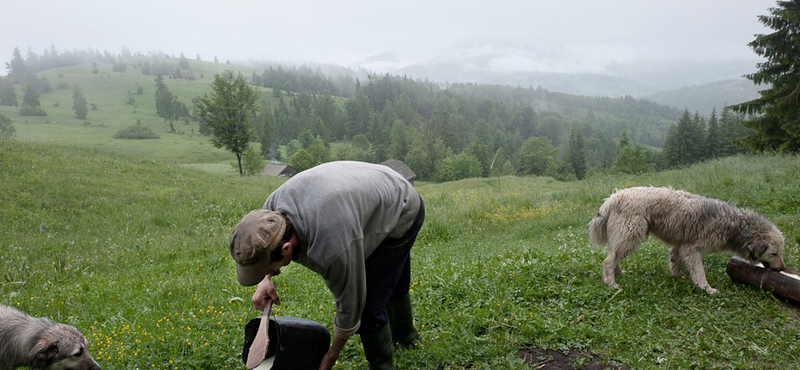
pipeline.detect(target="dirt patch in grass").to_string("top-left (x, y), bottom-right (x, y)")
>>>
top-left (518, 348), bottom-right (625, 370)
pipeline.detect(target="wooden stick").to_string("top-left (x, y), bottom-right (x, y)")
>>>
top-left (246, 301), bottom-right (272, 369)
top-left (726, 256), bottom-right (800, 304)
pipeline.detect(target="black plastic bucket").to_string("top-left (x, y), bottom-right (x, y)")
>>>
top-left (242, 316), bottom-right (331, 370)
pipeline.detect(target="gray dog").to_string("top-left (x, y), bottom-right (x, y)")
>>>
top-left (0, 304), bottom-right (100, 370)
top-left (588, 186), bottom-right (786, 294)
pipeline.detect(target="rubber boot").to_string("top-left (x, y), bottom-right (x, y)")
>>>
top-left (360, 324), bottom-right (396, 370)
top-left (386, 293), bottom-right (420, 348)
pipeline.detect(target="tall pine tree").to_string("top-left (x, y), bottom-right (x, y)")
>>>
top-left (731, 0), bottom-right (800, 152)
top-left (565, 128), bottom-right (587, 180)
top-left (662, 110), bottom-right (704, 169)
top-left (5, 47), bottom-right (27, 82)
top-left (705, 108), bottom-right (722, 159)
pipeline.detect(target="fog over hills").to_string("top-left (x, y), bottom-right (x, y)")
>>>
top-left (349, 43), bottom-right (760, 97)
top-left (4, 0), bottom-right (771, 115)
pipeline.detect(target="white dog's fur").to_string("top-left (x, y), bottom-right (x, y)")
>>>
top-left (588, 187), bottom-right (786, 293)
top-left (0, 304), bottom-right (100, 370)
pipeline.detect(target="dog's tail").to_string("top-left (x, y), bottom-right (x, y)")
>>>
top-left (587, 210), bottom-right (609, 246)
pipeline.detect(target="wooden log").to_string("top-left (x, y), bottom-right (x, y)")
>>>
top-left (726, 256), bottom-right (800, 304)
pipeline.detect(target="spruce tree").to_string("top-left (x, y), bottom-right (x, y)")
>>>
top-left (705, 108), bottom-right (722, 159)
top-left (661, 125), bottom-right (680, 169)
top-left (5, 47), bottom-right (27, 82)
top-left (691, 112), bottom-right (707, 161)
top-left (0, 78), bottom-right (18, 106)
top-left (19, 78), bottom-right (45, 116)
top-left (731, 0), bottom-right (800, 152)
top-left (154, 75), bottom-right (184, 132)
top-left (662, 110), bottom-right (703, 168)
top-left (719, 107), bottom-right (751, 156)
top-left (21, 79), bottom-right (41, 108)
top-left (72, 85), bottom-right (88, 119)
top-left (178, 53), bottom-right (189, 69)
top-left (565, 128), bottom-right (587, 180)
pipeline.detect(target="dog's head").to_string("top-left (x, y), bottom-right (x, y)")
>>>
top-left (746, 224), bottom-right (786, 271)
top-left (28, 323), bottom-right (100, 370)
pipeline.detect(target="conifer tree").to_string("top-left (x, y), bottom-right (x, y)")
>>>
top-left (661, 125), bottom-right (680, 168)
top-left (705, 108), bottom-right (722, 159)
top-left (178, 53), bottom-right (189, 69)
top-left (565, 128), bottom-right (587, 180)
top-left (719, 107), bottom-right (751, 157)
top-left (154, 75), bottom-right (185, 132)
top-left (692, 112), bottom-right (707, 160)
top-left (21, 79), bottom-right (41, 108)
top-left (5, 47), bottom-right (27, 82)
top-left (19, 78), bottom-right (45, 116)
top-left (0, 78), bottom-right (17, 106)
top-left (731, 0), bottom-right (800, 152)
top-left (72, 85), bottom-right (88, 119)
top-left (661, 110), bottom-right (704, 168)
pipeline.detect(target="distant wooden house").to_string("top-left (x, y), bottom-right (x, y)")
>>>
top-left (261, 163), bottom-right (298, 178)
top-left (380, 159), bottom-right (416, 184)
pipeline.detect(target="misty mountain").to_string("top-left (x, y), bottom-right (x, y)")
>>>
top-left (354, 44), bottom-right (761, 100)
top-left (642, 78), bottom-right (763, 115)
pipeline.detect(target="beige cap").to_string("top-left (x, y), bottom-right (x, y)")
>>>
top-left (229, 209), bottom-right (286, 286)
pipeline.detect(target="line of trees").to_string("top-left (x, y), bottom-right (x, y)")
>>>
top-left (1, 44), bottom-right (765, 181)
top-left (662, 108), bottom-right (750, 169)
top-left (240, 71), bottom-right (752, 181)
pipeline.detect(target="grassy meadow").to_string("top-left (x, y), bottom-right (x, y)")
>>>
top-left (0, 58), bottom-right (341, 165)
top-left (1, 138), bottom-right (800, 369)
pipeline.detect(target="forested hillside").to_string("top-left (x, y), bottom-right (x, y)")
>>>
top-left (1, 47), bottom-right (755, 181)
top-left (644, 78), bottom-right (762, 116)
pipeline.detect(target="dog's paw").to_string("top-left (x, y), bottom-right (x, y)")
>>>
top-left (705, 287), bottom-right (718, 294)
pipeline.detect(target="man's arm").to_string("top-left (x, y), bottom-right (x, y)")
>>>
top-left (318, 336), bottom-right (347, 370)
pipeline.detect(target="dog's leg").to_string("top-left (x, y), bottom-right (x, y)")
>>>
top-left (602, 253), bottom-right (621, 288)
top-left (603, 219), bottom-right (646, 289)
top-left (668, 246), bottom-right (685, 278)
top-left (680, 246), bottom-right (717, 294)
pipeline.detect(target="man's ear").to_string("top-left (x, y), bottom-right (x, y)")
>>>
top-left (281, 236), bottom-right (294, 255)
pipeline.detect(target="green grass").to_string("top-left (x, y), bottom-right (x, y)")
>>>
top-left (0, 58), bottom-right (297, 165)
top-left (1, 138), bottom-right (799, 369)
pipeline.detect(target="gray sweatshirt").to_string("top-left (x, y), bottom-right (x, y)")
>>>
top-left (263, 161), bottom-right (421, 339)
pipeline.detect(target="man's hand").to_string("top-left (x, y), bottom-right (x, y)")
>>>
top-left (317, 336), bottom-right (347, 370)
top-left (252, 274), bottom-right (281, 309)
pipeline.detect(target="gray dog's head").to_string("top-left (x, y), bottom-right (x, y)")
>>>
top-left (746, 222), bottom-right (786, 271)
top-left (28, 323), bottom-right (100, 370)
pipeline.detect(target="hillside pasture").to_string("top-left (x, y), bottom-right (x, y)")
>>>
top-left (0, 58), bottom-right (280, 164)
top-left (1, 139), bottom-right (798, 369)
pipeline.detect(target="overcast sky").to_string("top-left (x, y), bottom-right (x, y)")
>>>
top-left (1, 0), bottom-right (777, 74)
